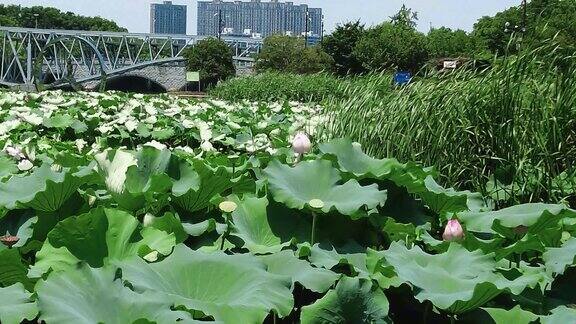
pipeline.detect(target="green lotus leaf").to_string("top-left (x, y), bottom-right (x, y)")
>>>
top-left (382, 242), bottom-right (540, 313)
top-left (540, 306), bottom-right (576, 324)
top-left (117, 244), bottom-right (294, 323)
top-left (459, 203), bottom-right (576, 235)
top-left (319, 138), bottom-right (483, 214)
top-left (299, 242), bottom-right (369, 278)
top-left (43, 114), bottom-right (75, 129)
top-left (263, 159), bottom-right (386, 216)
top-left (230, 196), bottom-right (312, 254)
top-left (95, 147), bottom-right (174, 211)
top-left (171, 159), bottom-right (239, 213)
top-left (260, 250), bottom-right (340, 293)
top-left (300, 276), bottom-right (390, 324)
top-left (36, 265), bottom-right (193, 324)
top-left (494, 234), bottom-right (545, 260)
top-left (0, 163), bottom-right (86, 212)
top-left (482, 305), bottom-right (539, 324)
top-left (144, 212), bottom-right (188, 243)
top-left (0, 155), bottom-right (17, 179)
top-left (0, 249), bottom-right (32, 289)
top-left (31, 208), bottom-right (175, 275)
top-left (182, 218), bottom-right (223, 236)
top-left (0, 283), bottom-right (38, 324)
top-left (319, 138), bottom-right (405, 178)
top-left (543, 237), bottom-right (576, 276)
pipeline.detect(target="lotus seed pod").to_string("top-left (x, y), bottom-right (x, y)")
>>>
top-left (292, 132), bottom-right (311, 154)
top-left (442, 219), bottom-right (464, 242)
top-left (219, 201), bottom-right (238, 213)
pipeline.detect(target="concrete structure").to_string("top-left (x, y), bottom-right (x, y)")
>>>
top-left (0, 26), bottom-right (263, 91)
top-left (150, 1), bottom-right (187, 35)
top-left (197, 0), bottom-right (322, 38)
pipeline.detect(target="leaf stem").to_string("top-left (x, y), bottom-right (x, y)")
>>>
top-left (311, 211), bottom-right (318, 245)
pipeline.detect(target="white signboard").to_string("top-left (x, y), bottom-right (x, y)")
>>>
top-left (443, 61), bottom-right (458, 69)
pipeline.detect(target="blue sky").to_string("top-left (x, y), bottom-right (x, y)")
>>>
top-left (3, 0), bottom-right (521, 34)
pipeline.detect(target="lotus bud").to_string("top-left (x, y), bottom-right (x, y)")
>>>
top-left (0, 235), bottom-right (19, 248)
top-left (292, 132), bottom-right (311, 154)
top-left (443, 219), bottom-right (464, 242)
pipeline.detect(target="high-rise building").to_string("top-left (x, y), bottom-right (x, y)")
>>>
top-left (197, 0), bottom-right (322, 38)
top-left (150, 1), bottom-right (187, 35)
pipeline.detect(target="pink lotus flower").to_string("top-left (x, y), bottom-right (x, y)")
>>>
top-left (292, 132), bottom-right (311, 154)
top-left (443, 219), bottom-right (464, 242)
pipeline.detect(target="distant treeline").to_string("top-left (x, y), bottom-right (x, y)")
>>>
top-left (0, 4), bottom-right (127, 32)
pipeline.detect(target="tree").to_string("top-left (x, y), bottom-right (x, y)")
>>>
top-left (426, 27), bottom-right (478, 58)
top-left (390, 4), bottom-right (418, 29)
top-left (472, 0), bottom-right (576, 55)
top-left (183, 38), bottom-right (236, 90)
top-left (0, 5), bottom-right (126, 31)
top-left (255, 35), bottom-right (333, 74)
top-left (322, 21), bottom-right (366, 76)
top-left (354, 22), bottom-right (429, 72)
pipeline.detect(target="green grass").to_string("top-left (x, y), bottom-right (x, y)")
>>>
top-left (208, 72), bottom-right (394, 103)
top-left (326, 43), bottom-right (576, 208)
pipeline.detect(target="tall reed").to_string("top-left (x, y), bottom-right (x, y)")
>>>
top-left (327, 42), bottom-right (576, 207)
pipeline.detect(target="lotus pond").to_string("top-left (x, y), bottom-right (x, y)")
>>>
top-left (0, 90), bottom-right (575, 323)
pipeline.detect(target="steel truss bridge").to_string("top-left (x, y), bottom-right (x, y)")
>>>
top-left (0, 26), bottom-right (263, 89)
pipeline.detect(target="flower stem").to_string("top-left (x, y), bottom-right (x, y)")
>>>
top-left (220, 213), bottom-right (231, 251)
top-left (311, 211), bottom-right (318, 245)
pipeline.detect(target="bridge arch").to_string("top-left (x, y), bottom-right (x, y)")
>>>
top-left (97, 75), bottom-right (167, 94)
top-left (33, 35), bottom-right (108, 91)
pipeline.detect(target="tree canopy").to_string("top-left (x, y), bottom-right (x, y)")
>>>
top-left (321, 21), bottom-right (366, 76)
top-left (255, 35), bottom-right (333, 74)
top-left (473, 0), bottom-right (576, 54)
top-left (426, 27), bottom-right (480, 59)
top-left (183, 38), bottom-right (236, 90)
top-left (0, 5), bottom-right (126, 32)
top-left (354, 22), bottom-right (429, 72)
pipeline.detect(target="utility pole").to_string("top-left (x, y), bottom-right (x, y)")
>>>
top-left (521, 0), bottom-right (527, 33)
top-left (218, 9), bottom-right (223, 40)
top-left (321, 15), bottom-right (324, 43)
top-left (304, 8), bottom-right (309, 48)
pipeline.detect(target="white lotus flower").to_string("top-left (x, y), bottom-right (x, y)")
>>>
top-left (182, 119), bottom-right (195, 129)
top-left (17, 159), bottom-right (33, 171)
top-left (75, 139), bottom-right (87, 153)
top-left (200, 141), bottom-right (214, 152)
top-left (197, 121), bottom-right (213, 141)
top-left (125, 119), bottom-right (138, 132)
top-left (5, 146), bottom-right (25, 160)
top-left (19, 113), bottom-right (43, 126)
top-left (226, 121), bottom-right (242, 130)
top-left (97, 124), bottom-right (113, 134)
top-left (143, 140), bottom-right (167, 150)
top-left (144, 116), bottom-right (157, 124)
top-left (94, 150), bottom-right (137, 195)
